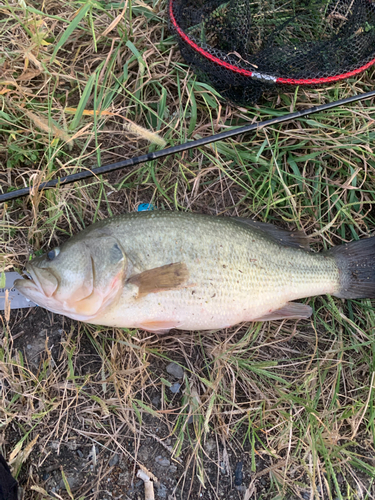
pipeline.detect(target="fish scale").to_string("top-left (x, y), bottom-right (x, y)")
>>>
top-left (83, 212), bottom-right (338, 330)
top-left (15, 211), bottom-right (375, 332)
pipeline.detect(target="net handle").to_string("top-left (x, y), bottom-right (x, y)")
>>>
top-left (2, 89), bottom-right (375, 204)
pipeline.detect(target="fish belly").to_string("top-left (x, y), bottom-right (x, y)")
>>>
top-left (89, 212), bottom-right (340, 330)
top-left (91, 255), bottom-right (338, 330)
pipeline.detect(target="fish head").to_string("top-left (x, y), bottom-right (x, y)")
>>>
top-left (15, 233), bottom-right (126, 320)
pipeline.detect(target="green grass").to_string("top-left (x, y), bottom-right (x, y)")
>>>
top-left (1, 0), bottom-right (375, 498)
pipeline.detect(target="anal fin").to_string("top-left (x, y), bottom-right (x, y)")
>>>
top-left (252, 302), bottom-right (312, 322)
top-left (138, 320), bottom-right (180, 334)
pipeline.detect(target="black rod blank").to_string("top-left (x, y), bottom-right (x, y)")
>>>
top-left (2, 89), bottom-right (375, 204)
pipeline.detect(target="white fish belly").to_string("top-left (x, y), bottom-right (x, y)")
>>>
top-left (92, 263), bottom-right (338, 330)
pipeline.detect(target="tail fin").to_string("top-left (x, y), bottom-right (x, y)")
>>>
top-left (327, 237), bottom-right (375, 299)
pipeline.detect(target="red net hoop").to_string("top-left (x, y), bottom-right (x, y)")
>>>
top-left (169, 0), bottom-right (375, 104)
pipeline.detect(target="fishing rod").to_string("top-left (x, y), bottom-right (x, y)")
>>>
top-left (2, 89), bottom-right (375, 204)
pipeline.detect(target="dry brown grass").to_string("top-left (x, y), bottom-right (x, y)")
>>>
top-left (1, 0), bottom-right (375, 499)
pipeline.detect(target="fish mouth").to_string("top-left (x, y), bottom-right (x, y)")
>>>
top-left (14, 266), bottom-right (100, 322)
top-left (14, 270), bottom-right (43, 302)
top-left (26, 265), bottom-right (42, 290)
top-left (14, 264), bottom-right (58, 302)
top-left (14, 268), bottom-right (67, 318)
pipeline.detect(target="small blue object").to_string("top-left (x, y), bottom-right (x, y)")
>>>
top-left (137, 203), bottom-right (154, 212)
top-left (170, 382), bottom-right (181, 394)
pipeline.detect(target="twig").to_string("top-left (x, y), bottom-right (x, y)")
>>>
top-left (137, 469), bottom-right (155, 500)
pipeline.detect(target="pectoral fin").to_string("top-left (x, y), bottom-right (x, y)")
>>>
top-left (252, 302), bottom-right (312, 322)
top-left (127, 262), bottom-right (189, 298)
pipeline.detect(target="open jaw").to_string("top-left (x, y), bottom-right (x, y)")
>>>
top-left (15, 267), bottom-right (109, 322)
top-left (15, 272), bottom-right (42, 299)
top-left (14, 268), bottom-right (61, 314)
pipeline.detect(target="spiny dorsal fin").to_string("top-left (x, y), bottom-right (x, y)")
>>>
top-left (127, 262), bottom-right (189, 299)
top-left (234, 218), bottom-right (311, 250)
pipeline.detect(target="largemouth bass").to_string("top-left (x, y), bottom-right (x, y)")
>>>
top-left (15, 211), bottom-right (375, 332)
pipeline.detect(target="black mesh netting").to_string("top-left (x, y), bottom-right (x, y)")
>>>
top-left (169, 0), bottom-right (375, 104)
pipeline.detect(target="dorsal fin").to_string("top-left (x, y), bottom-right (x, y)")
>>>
top-left (234, 218), bottom-right (311, 250)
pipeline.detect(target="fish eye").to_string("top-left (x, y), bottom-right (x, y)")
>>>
top-left (47, 247), bottom-right (60, 261)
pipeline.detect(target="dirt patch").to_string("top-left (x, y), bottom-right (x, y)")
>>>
top-left (1, 308), bottom-right (271, 499)
top-left (1, 307), bottom-right (375, 500)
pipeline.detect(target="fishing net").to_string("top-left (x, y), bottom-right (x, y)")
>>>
top-left (169, 0), bottom-right (375, 104)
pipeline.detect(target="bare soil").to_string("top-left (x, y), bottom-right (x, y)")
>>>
top-left (2, 307), bottom-right (374, 499)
